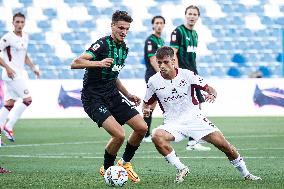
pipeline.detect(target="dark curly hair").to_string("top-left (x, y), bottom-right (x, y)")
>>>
top-left (156, 46), bottom-right (174, 59)
top-left (112, 10), bottom-right (133, 24)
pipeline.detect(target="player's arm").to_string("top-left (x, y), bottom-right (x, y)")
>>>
top-left (71, 53), bottom-right (113, 69)
top-left (142, 80), bottom-right (157, 117)
top-left (149, 56), bottom-right (160, 72)
top-left (116, 79), bottom-right (141, 106)
top-left (0, 57), bottom-right (15, 79)
top-left (0, 35), bottom-right (16, 79)
top-left (172, 47), bottom-right (179, 68)
top-left (25, 54), bottom-right (40, 78)
top-left (170, 29), bottom-right (182, 68)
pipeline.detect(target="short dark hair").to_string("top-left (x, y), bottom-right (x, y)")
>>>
top-left (112, 10), bottom-right (133, 24)
top-left (13, 12), bottom-right (25, 21)
top-left (156, 46), bottom-right (174, 59)
top-left (185, 5), bottom-right (200, 16)
top-left (151, 15), bottom-right (165, 24)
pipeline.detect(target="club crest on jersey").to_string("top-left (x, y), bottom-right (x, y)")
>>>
top-left (147, 44), bottom-right (152, 51)
top-left (171, 34), bottom-right (176, 42)
top-left (91, 43), bottom-right (100, 51)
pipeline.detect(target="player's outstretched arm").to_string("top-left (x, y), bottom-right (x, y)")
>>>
top-left (71, 53), bottom-right (113, 69)
top-left (116, 79), bottom-right (141, 106)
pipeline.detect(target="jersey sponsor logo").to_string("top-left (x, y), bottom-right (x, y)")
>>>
top-left (163, 93), bottom-right (187, 102)
top-left (187, 45), bottom-right (196, 53)
top-left (112, 64), bottom-right (124, 72)
top-left (91, 43), bottom-right (100, 51)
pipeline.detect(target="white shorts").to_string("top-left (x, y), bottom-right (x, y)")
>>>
top-left (4, 79), bottom-right (31, 101)
top-left (153, 113), bottom-right (219, 142)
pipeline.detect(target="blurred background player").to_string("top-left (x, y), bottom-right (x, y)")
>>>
top-left (170, 5), bottom-right (210, 151)
top-left (0, 12), bottom-right (40, 142)
top-left (143, 46), bottom-right (261, 183)
top-left (143, 15), bottom-right (165, 142)
top-left (71, 10), bottom-right (147, 183)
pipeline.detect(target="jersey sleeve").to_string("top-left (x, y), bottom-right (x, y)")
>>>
top-left (170, 28), bottom-right (182, 49)
top-left (145, 38), bottom-right (158, 58)
top-left (86, 39), bottom-right (104, 60)
top-left (0, 33), bottom-right (10, 52)
top-left (186, 70), bottom-right (208, 90)
top-left (143, 78), bottom-right (157, 105)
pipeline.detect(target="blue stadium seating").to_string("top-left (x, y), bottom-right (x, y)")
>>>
top-left (0, 0), bottom-right (282, 79)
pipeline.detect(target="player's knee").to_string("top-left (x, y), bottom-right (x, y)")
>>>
top-left (23, 99), bottom-right (32, 106)
top-left (151, 129), bottom-right (164, 144)
top-left (114, 132), bottom-right (125, 143)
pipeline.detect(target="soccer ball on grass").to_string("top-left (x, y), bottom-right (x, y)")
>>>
top-left (104, 166), bottom-right (128, 187)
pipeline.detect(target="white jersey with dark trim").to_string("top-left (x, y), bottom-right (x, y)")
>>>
top-left (0, 31), bottom-right (29, 81)
top-left (144, 68), bottom-right (207, 123)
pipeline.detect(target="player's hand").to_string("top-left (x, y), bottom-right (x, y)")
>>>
top-left (204, 93), bottom-right (216, 103)
top-left (98, 58), bottom-right (113, 67)
top-left (127, 94), bottom-right (141, 106)
top-left (33, 66), bottom-right (41, 78)
top-left (6, 67), bottom-right (16, 80)
top-left (143, 107), bottom-right (152, 118)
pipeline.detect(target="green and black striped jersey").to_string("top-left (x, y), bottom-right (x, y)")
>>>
top-left (83, 36), bottom-right (128, 95)
top-left (144, 34), bottom-right (165, 80)
top-left (170, 25), bottom-right (198, 74)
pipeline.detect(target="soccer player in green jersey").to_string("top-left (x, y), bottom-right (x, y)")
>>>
top-left (143, 16), bottom-right (165, 142)
top-left (170, 5), bottom-right (211, 151)
top-left (71, 10), bottom-right (147, 183)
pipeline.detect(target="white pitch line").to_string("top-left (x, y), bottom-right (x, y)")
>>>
top-left (1, 134), bottom-right (284, 148)
top-left (0, 154), bottom-right (283, 159)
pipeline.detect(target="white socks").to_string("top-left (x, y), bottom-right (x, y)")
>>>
top-left (165, 150), bottom-right (186, 170)
top-left (230, 156), bottom-right (250, 177)
top-left (6, 102), bottom-right (27, 130)
top-left (0, 107), bottom-right (9, 127)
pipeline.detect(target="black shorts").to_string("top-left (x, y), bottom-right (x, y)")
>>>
top-left (81, 91), bottom-right (139, 127)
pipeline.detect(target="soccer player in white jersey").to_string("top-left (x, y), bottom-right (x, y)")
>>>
top-left (0, 12), bottom-right (40, 142)
top-left (142, 46), bottom-right (261, 183)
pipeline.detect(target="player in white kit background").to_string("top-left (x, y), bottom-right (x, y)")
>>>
top-left (0, 12), bottom-right (40, 143)
top-left (142, 46), bottom-right (261, 183)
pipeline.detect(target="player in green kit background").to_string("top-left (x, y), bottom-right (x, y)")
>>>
top-left (143, 16), bottom-right (165, 143)
top-left (170, 5), bottom-right (211, 151)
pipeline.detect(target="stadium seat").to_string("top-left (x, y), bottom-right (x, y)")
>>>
top-left (227, 67), bottom-right (242, 77)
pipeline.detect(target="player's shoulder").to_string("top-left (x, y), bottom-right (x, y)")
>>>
top-left (178, 68), bottom-right (195, 77)
top-left (1, 31), bottom-right (13, 40)
top-left (145, 34), bottom-right (155, 43)
top-left (148, 72), bottom-right (161, 83)
top-left (172, 25), bottom-right (183, 33)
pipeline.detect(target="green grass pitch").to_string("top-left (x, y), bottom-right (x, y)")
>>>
top-left (0, 117), bottom-right (283, 189)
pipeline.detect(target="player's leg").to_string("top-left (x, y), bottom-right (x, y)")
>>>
top-left (186, 89), bottom-right (211, 151)
top-left (81, 93), bottom-right (122, 176)
top-left (152, 128), bottom-right (189, 183)
top-left (5, 97), bottom-right (32, 131)
top-left (102, 116), bottom-right (125, 171)
top-left (202, 131), bottom-right (261, 180)
top-left (3, 79), bottom-right (32, 140)
top-left (142, 101), bottom-right (157, 142)
top-left (115, 114), bottom-right (147, 183)
top-left (0, 99), bottom-right (16, 142)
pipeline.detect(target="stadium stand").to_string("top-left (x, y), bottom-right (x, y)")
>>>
top-left (0, 0), bottom-right (283, 79)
